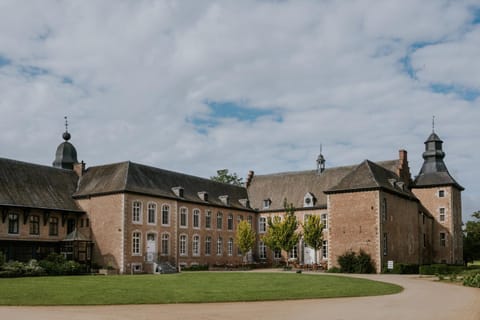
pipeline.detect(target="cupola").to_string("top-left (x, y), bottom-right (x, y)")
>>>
top-left (52, 117), bottom-right (79, 170)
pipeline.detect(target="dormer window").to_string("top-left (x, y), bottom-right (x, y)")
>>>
top-left (172, 186), bottom-right (184, 198)
top-left (303, 193), bottom-right (315, 208)
top-left (219, 195), bottom-right (229, 206)
top-left (198, 191), bottom-right (208, 201)
top-left (263, 199), bottom-right (272, 209)
top-left (239, 198), bottom-right (250, 208)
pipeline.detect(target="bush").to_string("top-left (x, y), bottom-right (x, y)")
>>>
top-left (181, 264), bottom-right (209, 271)
top-left (0, 251), bottom-right (5, 266)
top-left (419, 264), bottom-right (464, 275)
top-left (337, 250), bottom-right (375, 274)
top-left (38, 253), bottom-right (84, 275)
top-left (0, 260), bottom-right (45, 278)
top-left (463, 271), bottom-right (480, 288)
top-left (326, 267), bottom-right (341, 273)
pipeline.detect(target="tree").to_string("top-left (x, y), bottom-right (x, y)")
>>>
top-left (464, 211), bottom-right (480, 264)
top-left (210, 169), bottom-right (243, 186)
top-left (302, 215), bottom-right (324, 265)
top-left (235, 220), bottom-right (256, 264)
top-left (262, 200), bottom-right (301, 267)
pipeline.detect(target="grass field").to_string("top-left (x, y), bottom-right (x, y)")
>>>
top-left (0, 272), bottom-right (402, 306)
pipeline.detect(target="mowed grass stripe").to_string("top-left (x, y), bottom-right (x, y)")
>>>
top-left (0, 272), bottom-right (402, 305)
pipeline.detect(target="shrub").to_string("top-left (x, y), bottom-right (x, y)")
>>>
top-left (0, 260), bottom-right (45, 278)
top-left (387, 263), bottom-right (419, 274)
top-left (181, 264), bottom-right (209, 271)
top-left (0, 251), bottom-right (5, 266)
top-left (338, 251), bottom-right (357, 273)
top-left (419, 264), bottom-right (465, 275)
top-left (326, 267), bottom-right (341, 273)
top-left (463, 271), bottom-right (480, 288)
top-left (38, 253), bottom-right (84, 275)
top-left (337, 250), bottom-right (375, 274)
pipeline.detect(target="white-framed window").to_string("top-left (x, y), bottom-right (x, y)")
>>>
top-left (440, 232), bottom-right (446, 247)
top-left (438, 190), bottom-right (445, 198)
top-left (216, 237), bottom-right (223, 255)
top-left (161, 204), bottom-right (170, 226)
top-left (205, 236), bottom-right (212, 255)
top-left (227, 214), bottom-right (234, 231)
top-left (383, 233), bottom-right (388, 256)
top-left (180, 207), bottom-right (188, 228)
top-left (439, 207), bottom-right (446, 222)
top-left (259, 241), bottom-right (267, 259)
top-left (322, 240), bottom-right (328, 259)
top-left (274, 248), bottom-right (281, 259)
top-left (216, 212), bottom-right (223, 230)
top-left (321, 213), bottom-right (328, 228)
top-left (132, 231), bottom-right (141, 256)
top-left (132, 201), bottom-right (142, 224)
top-left (147, 202), bottom-right (157, 225)
top-left (289, 245), bottom-right (298, 259)
top-left (131, 263), bottom-right (142, 273)
top-left (259, 217), bottom-right (266, 233)
top-left (263, 199), bottom-right (271, 209)
top-left (161, 233), bottom-right (169, 255)
top-left (303, 193), bottom-right (314, 207)
top-left (205, 210), bottom-right (212, 229)
top-left (8, 213), bottom-right (19, 234)
top-left (179, 234), bottom-right (188, 256)
top-left (247, 215), bottom-right (252, 226)
top-left (228, 238), bottom-right (234, 256)
top-left (192, 235), bottom-right (200, 256)
top-left (193, 209), bottom-right (200, 229)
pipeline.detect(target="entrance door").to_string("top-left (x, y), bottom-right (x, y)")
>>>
top-left (146, 234), bottom-right (156, 262)
top-left (304, 244), bottom-right (315, 265)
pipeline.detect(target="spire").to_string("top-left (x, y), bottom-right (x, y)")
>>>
top-left (413, 127), bottom-right (463, 190)
top-left (53, 116), bottom-right (78, 170)
top-left (316, 144), bottom-right (325, 174)
top-left (432, 115), bottom-right (435, 133)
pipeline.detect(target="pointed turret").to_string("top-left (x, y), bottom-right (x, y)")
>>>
top-left (53, 117), bottom-right (79, 170)
top-left (316, 144), bottom-right (326, 174)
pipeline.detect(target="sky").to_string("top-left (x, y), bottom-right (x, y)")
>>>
top-left (0, 1), bottom-right (479, 222)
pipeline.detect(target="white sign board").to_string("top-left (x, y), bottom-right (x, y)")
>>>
top-left (387, 260), bottom-right (394, 270)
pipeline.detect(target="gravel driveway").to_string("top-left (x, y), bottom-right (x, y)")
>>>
top-left (1, 273), bottom-right (478, 320)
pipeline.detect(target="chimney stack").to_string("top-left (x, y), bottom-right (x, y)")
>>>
top-left (246, 170), bottom-right (255, 188)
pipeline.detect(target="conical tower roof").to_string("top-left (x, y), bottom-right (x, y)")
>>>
top-left (52, 117), bottom-right (78, 170)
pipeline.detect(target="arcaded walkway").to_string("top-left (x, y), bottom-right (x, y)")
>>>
top-left (1, 273), bottom-right (479, 320)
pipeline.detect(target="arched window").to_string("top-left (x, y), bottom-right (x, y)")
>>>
top-left (162, 204), bottom-right (170, 225)
top-left (161, 233), bottom-right (169, 255)
top-left (179, 234), bottom-right (188, 256)
top-left (193, 235), bottom-right (200, 256)
top-left (147, 202), bottom-right (157, 224)
top-left (193, 209), bottom-right (200, 228)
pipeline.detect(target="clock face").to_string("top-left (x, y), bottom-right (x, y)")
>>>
top-left (305, 198), bottom-right (311, 204)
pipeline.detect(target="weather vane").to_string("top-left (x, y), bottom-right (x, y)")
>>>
top-left (432, 115), bottom-right (435, 133)
top-left (64, 116), bottom-right (69, 133)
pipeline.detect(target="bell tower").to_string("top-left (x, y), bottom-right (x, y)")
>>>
top-left (412, 122), bottom-right (463, 264)
top-left (53, 116), bottom-right (79, 170)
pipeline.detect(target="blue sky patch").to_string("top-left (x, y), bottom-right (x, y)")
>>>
top-left (430, 83), bottom-right (480, 101)
top-left (472, 7), bottom-right (480, 24)
top-left (19, 65), bottom-right (49, 77)
top-left (0, 55), bottom-right (11, 68)
top-left (205, 101), bottom-right (283, 123)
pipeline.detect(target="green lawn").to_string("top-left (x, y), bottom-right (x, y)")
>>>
top-left (0, 272), bottom-right (402, 305)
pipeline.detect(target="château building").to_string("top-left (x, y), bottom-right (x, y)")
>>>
top-left (0, 125), bottom-right (463, 273)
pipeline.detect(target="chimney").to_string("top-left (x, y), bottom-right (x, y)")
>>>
top-left (73, 161), bottom-right (86, 177)
top-left (397, 150), bottom-right (411, 186)
top-left (246, 170), bottom-right (255, 188)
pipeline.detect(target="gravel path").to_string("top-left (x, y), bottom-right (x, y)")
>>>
top-left (1, 273), bottom-right (479, 320)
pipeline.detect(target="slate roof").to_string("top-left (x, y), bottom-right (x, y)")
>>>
top-left (325, 160), bottom-right (416, 199)
top-left (74, 162), bottom-right (251, 211)
top-left (0, 157), bottom-right (82, 212)
top-left (414, 172), bottom-right (464, 190)
top-left (247, 160), bottom-right (401, 211)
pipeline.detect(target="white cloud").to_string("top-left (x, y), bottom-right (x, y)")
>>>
top-left (0, 0), bottom-right (479, 221)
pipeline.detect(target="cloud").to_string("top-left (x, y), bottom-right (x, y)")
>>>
top-left (0, 0), bottom-right (478, 221)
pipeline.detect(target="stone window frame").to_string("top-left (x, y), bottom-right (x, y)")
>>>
top-left (192, 234), bottom-right (200, 256)
top-left (132, 200), bottom-right (142, 224)
top-left (216, 237), bottom-right (223, 256)
top-left (227, 238), bottom-right (234, 256)
top-left (132, 231), bottom-right (142, 256)
top-left (216, 212), bottom-right (223, 230)
top-left (193, 209), bottom-right (201, 229)
top-left (147, 202), bottom-right (157, 225)
top-left (179, 207), bottom-right (188, 228)
top-left (205, 236), bottom-right (212, 256)
top-left (161, 204), bottom-right (170, 226)
top-left (179, 234), bottom-right (188, 256)
top-left (227, 214), bottom-right (234, 231)
top-left (161, 232), bottom-right (170, 256)
top-left (440, 232), bottom-right (447, 247)
top-left (205, 210), bottom-right (212, 229)
top-left (259, 216), bottom-right (267, 233)
top-left (322, 240), bottom-right (328, 259)
top-left (258, 241), bottom-right (267, 259)
top-left (321, 213), bottom-right (328, 229)
top-left (439, 207), bottom-right (446, 222)
top-left (438, 189), bottom-right (445, 198)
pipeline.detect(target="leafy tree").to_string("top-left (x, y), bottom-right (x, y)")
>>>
top-left (464, 211), bottom-right (480, 264)
top-left (235, 220), bottom-right (256, 264)
top-left (262, 200), bottom-right (301, 267)
top-left (210, 169), bottom-right (243, 186)
top-left (302, 215), bottom-right (324, 265)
